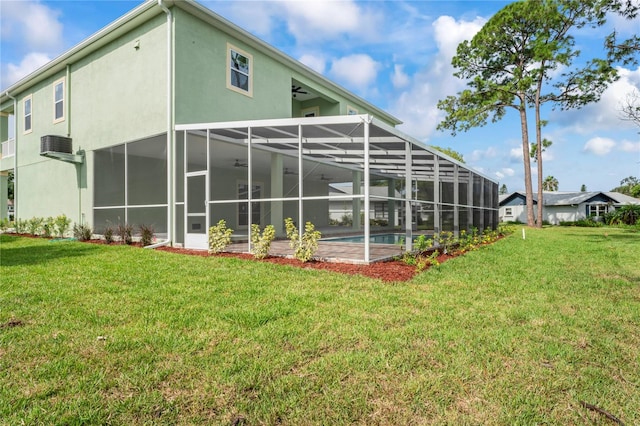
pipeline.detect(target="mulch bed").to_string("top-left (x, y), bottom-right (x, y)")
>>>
top-left (5, 233), bottom-right (467, 282)
top-left (154, 246), bottom-right (462, 282)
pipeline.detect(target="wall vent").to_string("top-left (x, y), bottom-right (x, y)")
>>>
top-left (41, 135), bottom-right (73, 154)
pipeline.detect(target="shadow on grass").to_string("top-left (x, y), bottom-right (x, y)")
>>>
top-left (0, 239), bottom-right (100, 267)
top-left (562, 229), bottom-right (639, 243)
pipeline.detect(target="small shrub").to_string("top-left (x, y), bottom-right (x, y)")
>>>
top-left (27, 217), bottom-right (44, 236)
top-left (0, 218), bottom-right (10, 232)
top-left (54, 214), bottom-right (72, 238)
top-left (250, 224), bottom-right (275, 259)
top-left (435, 231), bottom-right (455, 254)
top-left (413, 234), bottom-right (433, 253)
top-left (117, 223), bottom-right (133, 245)
top-left (42, 217), bottom-right (56, 238)
top-left (284, 218), bottom-right (321, 262)
top-left (139, 224), bottom-right (155, 246)
top-left (401, 250), bottom-right (440, 272)
top-left (208, 220), bottom-right (233, 253)
top-left (104, 226), bottom-right (114, 244)
top-left (14, 219), bottom-right (27, 234)
top-left (73, 223), bottom-right (93, 241)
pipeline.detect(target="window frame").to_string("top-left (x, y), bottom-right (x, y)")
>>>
top-left (588, 204), bottom-right (607, 217)
top-left (226, 43), bottom-right (253, 97)
top-left (23, 94), bottom-right (33, 134)
top-left (302, 106), bottom-right (320, 117)
top-left (53, 77), bottom-right (65, 123)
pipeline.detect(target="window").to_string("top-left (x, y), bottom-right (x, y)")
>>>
top-left (53, 78), bottom-right (65, 122)
top-left (302, 106), bottom-right (319, 117)
top-left (347, 105), bottom-right (358, 115)
top-left (588, 204), bottom-right (607, 217)
top-left (505, 207), bottom-right (513, 216)
top-left (227, 44), bottom-right (252, 96)
top-left (23, 95), bottom-right (32, 134)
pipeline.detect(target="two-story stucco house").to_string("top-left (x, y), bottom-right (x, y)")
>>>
top-left (0, 0), bottom-right (498, 262)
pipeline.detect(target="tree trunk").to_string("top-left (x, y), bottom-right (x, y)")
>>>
top-left (535, 97), bottom-right (544, 228)
top-left (518, 98), bottom-right (535, 227)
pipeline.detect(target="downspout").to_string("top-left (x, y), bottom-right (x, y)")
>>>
top-left (158, 0), bottom-right (174, 245)
top-left (6, 92), bottom-right (17, 220)
top-left (67, 64), bottom-right (81, 224)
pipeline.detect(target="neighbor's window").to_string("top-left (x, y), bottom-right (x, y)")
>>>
top-left (23, 95), bottom-right (32, 134)
top-left (227, 44), bottom-right (252, 96)
top-left (505, 207), bottom-right (513, 216)
top-left (347, 105), bottom-right (358, 115)
top-left (588, 204), bottom-right (607, 217)
top-left (53, 77), bottom-right (65, 122)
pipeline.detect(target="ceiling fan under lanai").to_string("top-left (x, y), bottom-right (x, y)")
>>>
top-left (291, 85), bottom-right (308, 98)
top-left (234, 159), bottom-right (247, 168)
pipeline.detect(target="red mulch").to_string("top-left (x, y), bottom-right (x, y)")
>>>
top-left (6, 233), bottom-right (473, 282)
top-left (153, 246), bottom-right (462, 282)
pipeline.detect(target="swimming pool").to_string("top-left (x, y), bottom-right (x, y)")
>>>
top-left (322, 233), bottom-right (415, 245)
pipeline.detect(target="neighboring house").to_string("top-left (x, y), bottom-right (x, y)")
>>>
top-left (499, 191), bottom-right (640, 224)
top-left (0, 0), bottom-right (498, 262)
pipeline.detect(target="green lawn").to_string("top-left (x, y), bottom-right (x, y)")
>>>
top-left (1, 227), bottom-right (639, 424)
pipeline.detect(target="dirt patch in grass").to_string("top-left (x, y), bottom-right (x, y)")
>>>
top-left (1, 318), bottom-right (25, 329)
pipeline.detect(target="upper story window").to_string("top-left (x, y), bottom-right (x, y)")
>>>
top-left (23, 95), bottom-right (32, 134)
top-left (227, 44), bottom-right (253, 97)
top-left (53, 77), bottom-right (65, 123)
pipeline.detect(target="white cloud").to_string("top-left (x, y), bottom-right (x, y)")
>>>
top-left (510, 147), bottom-right (523, 161)
top-left (298, 54), bottom-right (326, 75)
top-left (0, 1), bottom-right (63, 51)
top-left (501, 167), bottom-right (516, 177)
top-left (329, 54), bottom-right (380, 89)
top-left (432, 15), bottom-right (486, 61)
top-left (282, 1), bottom-right (381, 43)
top-left (391, 64), bottom-right (410, 89)
top-left (4, 52), bottom-right (52, 88)
top-left (391, 15), bottom-right (486, 140)
top-left (584, 137), bottom-right (616, 155)
top-left (470, 146), bottom-right (498, 162)
top-left (555, 66), bottom-right (640, 134)
top-left (495, 167), bottom-right (515, 180)
top-left (619, 140), bottom-right (640, 152)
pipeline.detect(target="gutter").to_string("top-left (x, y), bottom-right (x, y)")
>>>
top-left (6, 92), bottom-right (17, 220)
top-left (157, 0), bottom-right (174, 245)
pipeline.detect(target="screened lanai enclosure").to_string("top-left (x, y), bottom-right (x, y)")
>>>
top-left (175, 115), bottom-right (497, 263)
top-left (93, 115), bottom-right (497, 263)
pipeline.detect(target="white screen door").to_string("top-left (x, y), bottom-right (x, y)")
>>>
top-left (185, 172), bottom-right (208, 249)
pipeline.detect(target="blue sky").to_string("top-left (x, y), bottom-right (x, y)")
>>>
top-left (1, 0), bottom-right (639, 192)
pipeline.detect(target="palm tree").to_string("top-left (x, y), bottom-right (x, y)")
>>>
top-left (542, 176), bottom-right (559, 191)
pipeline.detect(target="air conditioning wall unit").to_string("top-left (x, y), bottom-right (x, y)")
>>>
top-left (40, 135), bottom-right (83, 164)
top-left (41, 135), bottom-right (73, 154)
